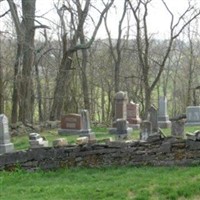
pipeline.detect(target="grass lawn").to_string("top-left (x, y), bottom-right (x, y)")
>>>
top-left (10, 125), bottom-right (200, 151)
top-left (1, 166), bottom-right (200, 200)
top-left (2, 126), bottom-right (200, 199)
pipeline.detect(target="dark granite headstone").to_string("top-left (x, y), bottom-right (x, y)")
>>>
top-left (148, 105), bottom-right (158, 133)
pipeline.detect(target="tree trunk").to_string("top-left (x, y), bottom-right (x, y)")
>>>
top-left (18, 0), bottom-right (36, 123)
top-left (11, 42), bottom-right (22, 123)
top-left (143, 87), bottom-right (151, 120)
top-left (80, 37), bottom-right (90, 110)
top-left (0, 56), bottom-right (3, 113)
top-left (49, 53), bottom-right (73, 120)
top-left (35, 63), bottom-right (43, 122)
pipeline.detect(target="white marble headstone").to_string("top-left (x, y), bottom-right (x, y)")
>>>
top-left (0, 114), bottom-right (14, 154)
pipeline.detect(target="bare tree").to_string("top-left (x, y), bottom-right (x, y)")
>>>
top-left (127, 0), bottom-right (200, 118)
top-left (104, 0), bottom-right (128, 93)
top-left (8, 0), bottom-right (51, 123)
top-left (50, 0), bottom-right (114, 120)
top-left (0, 52), bottom-right (3, 113)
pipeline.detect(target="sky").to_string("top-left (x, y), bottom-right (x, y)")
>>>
top-left (34, 0), bottom-right (199, 39)
top-left (1, 0), bottom-right (200, 40)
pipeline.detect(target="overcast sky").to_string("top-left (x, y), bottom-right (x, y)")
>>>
top-left (1, 0), bottom-right (199, 40)
top-left (34, 0), bottom-right (199, 39)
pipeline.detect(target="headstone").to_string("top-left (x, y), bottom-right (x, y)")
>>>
top-left (158, 96), bottom-right (171, 128)
top-left (109, 91), bottom-right (128, 134)
top-left (185, 106), bottom-right (200, 126)
top-left (148, 105), bottom-right (158, 133)
top-left (80, 109), bottom-right (96, 141)
top-left (127, 101), bottom-right (141, 129)
top-left (52, 138), bottom-right (68, 147)
top-left (171, 120), bottom-right (184, 138)
top-left (80, 109), bottom-right (92, 134)
top-left (29, 133), bottom-right (48, 148)
top-left (115, 119), bottom-right (129, 140)
top-left (140, 120), bottom-right (152, 141)
top-left (0, 114), bottom-right (14, 154)
top-left (114, 91), bottom-right (128, 120)
top-left (58, 113), bottom-right (83, 135)
top-left (186, 130), bottom-right (200, 141)
top-left (76, 136), bottom-right (89, 145)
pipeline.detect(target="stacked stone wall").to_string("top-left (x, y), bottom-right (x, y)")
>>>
top-left (1, 137), bottom-right (200, 171)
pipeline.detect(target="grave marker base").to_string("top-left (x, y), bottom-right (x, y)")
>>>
top-left (0, 143), bottom-right (14, 154)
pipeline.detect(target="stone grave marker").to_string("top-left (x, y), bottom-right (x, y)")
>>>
top-left (158, 96), bottom-right (171, 128)
top-left (76, 136), bottom-right (89, 145)
top-left (114, 91), bottom-right (128, 120)
top-left (127, 101), bottom-right (141, 129)
top-left (185, 106), bottom-right (200, 126)
top-left (115, 119), bottom-right (129, 140)
top-left (80, 109), bottom-right (96, 142)
top-left (148, 105), bottom-right (158, 133)
top-left (109, 91), bottom-right (128, 134)
top-left (140, 120), bottom-right (152, 141)
top-left (58, 113), bottom-right (82, 135)
top-left (80, 109), bottom-right (92, 134)
top-left (0, 114), bottom-right (14, 154)
top-left (186, 130), bottom-right (200, 141)
top-left (53, 138), bottom-right (68, 147)
top-left (171, 120), bottom-right (185, 138)
top-left (29, 133), bottom-right (48, 148)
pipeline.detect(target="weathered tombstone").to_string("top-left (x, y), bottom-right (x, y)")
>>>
top-left (0, 114), bottom-right (14, 154)
top-left (114, 91), bottom-right (128, 120)
top-left (29, 133), bottom-right (48, 148)
top-left (148, 105), bottom-right (158, 133)
top-left (158, 96), bottom-right (171, 128)
top-left (171, 120), bottom-right (185, 138)
top-left (127, 101), bottom-right (141, 129)
top-left (140, 120), bottom-right (152, 141)
top-left (80, 109), bottom-right (91, 134)
top-left (115, 119), bottom-right (129, 140)
top-left (109, 91), bottom-right (128, 134)
top-left (185, 106), bottom-right (200, 126)
top-left (58, 113), bottom-right (82, 135)
top-left (80, 109), bottom-right (96, 141)
top-left (186, 130), bottom-right (200, 141)
top-left (76, 136), bottom-right (89, 145)
top-left (52, 138), bottom-right (68, 147)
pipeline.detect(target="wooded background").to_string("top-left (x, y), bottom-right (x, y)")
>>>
top-left (0, 0), bottom-right (200, 125)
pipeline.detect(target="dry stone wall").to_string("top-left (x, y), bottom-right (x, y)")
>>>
top-left (1, 137), bottom-right (200, 171)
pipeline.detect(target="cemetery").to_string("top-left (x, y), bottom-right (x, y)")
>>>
top-left (1, 91), bottom-right (200, 172)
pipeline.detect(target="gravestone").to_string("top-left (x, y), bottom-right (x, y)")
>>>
top-left (109, 91), bottom-right (128, 134)
top-left (80, 109), bottom-right (92, 134)
top-left (58, 113), bottom-right (82, 135)
top-left (126, 101), bottom-right (141, 129)
top-left (52, 138), bottom-right (68, 147)
top-left (158, 96), bottom-right (171, 128)
top-left (114, 91), bottom-right (128, 120)
top-left (171, 120), bottom-right (185, 138)
top-left (148, 105), bottom-right (158, 133)
top-left (140, 120), bottom-right (152, 141)
top-left (80, 109), bottom-right (96, 141)
top-left (185, 106), bottom-right (200, 126)
top-left (115, 119), bottom-right (129, 140)
top-left (29, 133), bottom-right (48, 148)
top-left (0, 114), bottom-right (14, 154)
top-left (186, 130), bottom-right (200, 141)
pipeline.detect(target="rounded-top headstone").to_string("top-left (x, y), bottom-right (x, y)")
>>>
top-left (115, 91), bottom-right (128, 100)
top-left (0, 114), bottom-right (10, 142)
top-left (0, 114), bottom-right (14, 154)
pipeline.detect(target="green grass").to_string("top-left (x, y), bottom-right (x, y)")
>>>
top-left (1, 166), bottom-right (200, 199)
top-left (3, 126), bottom-right (200, 199)
top-left (11, 126), bottom-right (200, 151)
